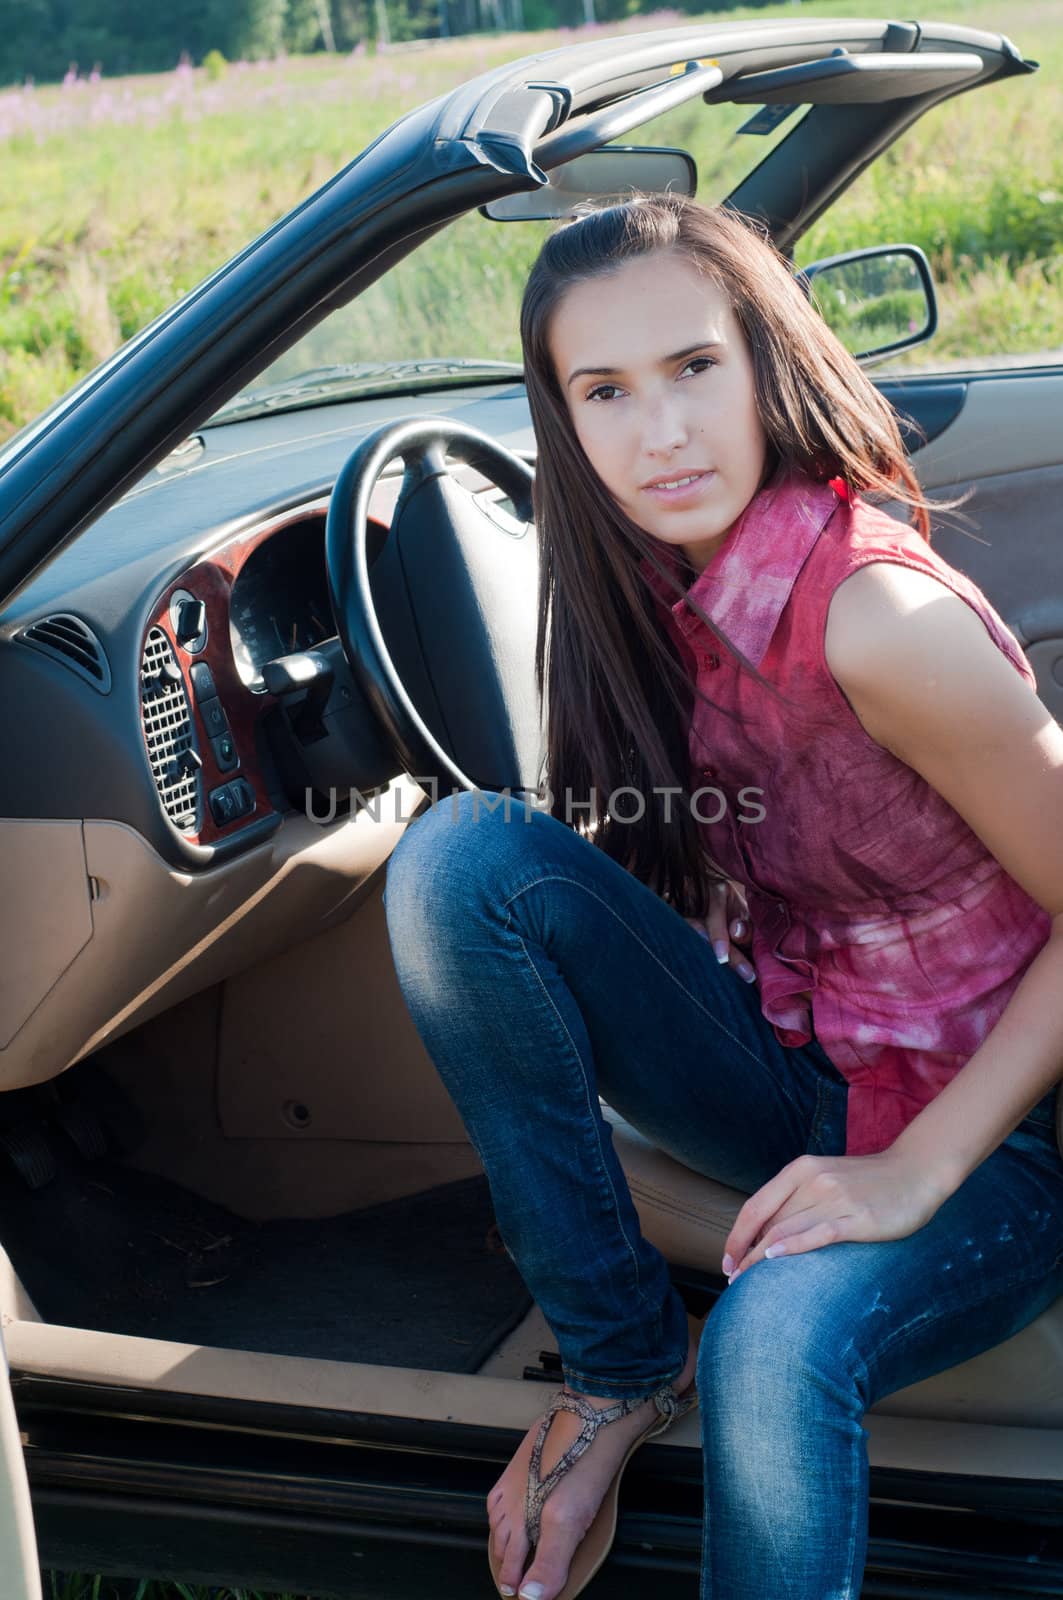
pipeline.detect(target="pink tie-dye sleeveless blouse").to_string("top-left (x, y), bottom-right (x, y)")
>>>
top-left (638, 467), bottom-right (1052, 1157)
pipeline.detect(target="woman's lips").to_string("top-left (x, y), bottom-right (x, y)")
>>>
top-left (642, 469), bottom-right (716, 506)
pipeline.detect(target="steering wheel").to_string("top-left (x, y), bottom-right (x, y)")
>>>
top-left (325, 415), bottom-right (543, 804)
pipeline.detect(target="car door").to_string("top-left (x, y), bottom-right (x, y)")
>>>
top-left (0, 1322), bottom-right (41, 1600)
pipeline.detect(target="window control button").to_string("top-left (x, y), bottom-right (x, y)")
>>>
top-left (189, 662), bottom-right (217, 702)
top-left (229, 778), bottom-right (255, 818)
top-left (212, 732), bottom-right (239, 772)
top-left (200, 698), bottom-right (229, 738)
top-left (209, 784), bottom-right (238, 827)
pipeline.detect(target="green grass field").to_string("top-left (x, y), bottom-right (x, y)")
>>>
top-left (0, 0), bottom-right (1060, 441)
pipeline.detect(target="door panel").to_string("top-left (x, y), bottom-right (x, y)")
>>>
top-left (907, 373), bottom-right (1063, 485)
top-left (884, 371), bottom-right (1063, 723)
top-left (877, 379), bottom-right (968, 452)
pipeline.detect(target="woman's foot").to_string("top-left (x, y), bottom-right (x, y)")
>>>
top-left (486, 1324), bottom-right (699, 1600)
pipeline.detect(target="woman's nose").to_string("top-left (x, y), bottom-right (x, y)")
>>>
top-left (640, 391), bottom-right (689, 455)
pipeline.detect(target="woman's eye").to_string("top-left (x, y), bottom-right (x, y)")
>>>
top-left (583, 358), bottom-right (714, 401)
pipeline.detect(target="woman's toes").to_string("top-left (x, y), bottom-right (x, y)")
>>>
top-left (491, 1518), bottom-right (513, 1574)
top-left (497, 1511), bottom-right (529, 1594)
top-left (508, 1504), bottom-right (588, 1600)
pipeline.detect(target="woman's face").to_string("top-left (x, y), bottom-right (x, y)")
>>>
top-left (547, 248), bottom-right (769, 574)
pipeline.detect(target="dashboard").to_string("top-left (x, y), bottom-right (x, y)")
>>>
top-left (23, 385), bottom-right (528, 863)
top-left (0, 380), bottom-right (536, 857)
top-left (0, 381), bottom-right (536, 1089)
top-left (135, 460), bottom-right (518, 853)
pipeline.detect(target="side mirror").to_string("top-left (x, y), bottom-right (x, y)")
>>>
top-left (480, 146), bottom-right (696, 222)
top-left (797, 244), bottom-right (937, 364)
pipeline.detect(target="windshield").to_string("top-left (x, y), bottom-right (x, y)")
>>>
top-left (222, 98), bottom-right (810, 413)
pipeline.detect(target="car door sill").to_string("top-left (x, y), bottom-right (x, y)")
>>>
top-left (14, 1359), bottom-right (1063, 1599)
top-left (8, 1317), bottom-right (1063, 1481)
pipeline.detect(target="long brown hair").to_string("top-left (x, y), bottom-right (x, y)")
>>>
top-left (520, 194), bottom-right (939, 918)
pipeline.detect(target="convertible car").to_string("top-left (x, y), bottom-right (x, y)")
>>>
top-left (1, 13), bottom-right (1062, 1597)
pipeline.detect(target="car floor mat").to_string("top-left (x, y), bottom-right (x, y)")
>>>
top-left (0, 1140), bottom-right (533, 1372)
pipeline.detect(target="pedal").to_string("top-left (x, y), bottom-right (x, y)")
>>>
top-left (37, 1059), bottom-right (146, 1161)
top-left (52, 1092), bottom-right (109, 1161)
top-left (56, 1100), bottom-right (107, 1164)
top-left (0, 1121), bottom-right (57, 1189)
top-left (37, 1079), bottom-right (108, 1162)
top-left (75, 1058), bottom-right (146, 1157)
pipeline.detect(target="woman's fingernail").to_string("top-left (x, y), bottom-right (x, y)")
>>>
top-left (713, 940), bottom-right (729, 963)
top-left (519, 1585), bottom-right (545, 1600)
top-left (739, 964), bottom-right (757, 983)
top-left (731, 920), bottom-right (745, 939)
top-left (722, 1253), bottom-right (734, 1275)
top-left (765, 1243), bottom-right (787, 1259)
top-left (500, 1588), bottom-right (516, 1597)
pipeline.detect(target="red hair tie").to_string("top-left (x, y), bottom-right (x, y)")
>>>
top-left (828, 475), bottom-right (851, 503)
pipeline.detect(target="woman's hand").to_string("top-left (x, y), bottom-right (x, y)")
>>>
top-left (721, 1149), bottom-right (957, 1282)
top-left (685, 878), bottom-right (757, 984)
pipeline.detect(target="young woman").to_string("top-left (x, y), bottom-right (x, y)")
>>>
top-left (381, 195), bottom-right (1063, 1600)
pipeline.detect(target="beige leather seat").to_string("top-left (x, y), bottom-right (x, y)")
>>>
top-left (604, 1103), bottom-right (1063, 1427)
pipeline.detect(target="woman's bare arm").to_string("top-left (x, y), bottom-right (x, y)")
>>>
top-left (824, 559), bottom-right (1063, 1190)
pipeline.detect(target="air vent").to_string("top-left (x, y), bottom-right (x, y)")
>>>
top-left (20, 613), bottom-right (112, 693)
top-left (140, 627), bottom-right (200, 832)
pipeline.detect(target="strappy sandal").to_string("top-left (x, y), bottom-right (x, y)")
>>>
top-left (488, 1371), bottom-right (699, 1600)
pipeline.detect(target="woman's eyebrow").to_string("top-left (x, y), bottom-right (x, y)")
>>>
top-left (565, 341), bottom-right (723, 388)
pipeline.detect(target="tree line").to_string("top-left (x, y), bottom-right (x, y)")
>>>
top-left (0, 0), bottom-right (726, 82)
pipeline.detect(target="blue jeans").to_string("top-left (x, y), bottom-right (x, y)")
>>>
top-left (382, 788), bottom-right (1063, 1600)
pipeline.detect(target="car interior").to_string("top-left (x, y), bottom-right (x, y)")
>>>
top-left (0, 14), bottom-right (1061, 1547)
